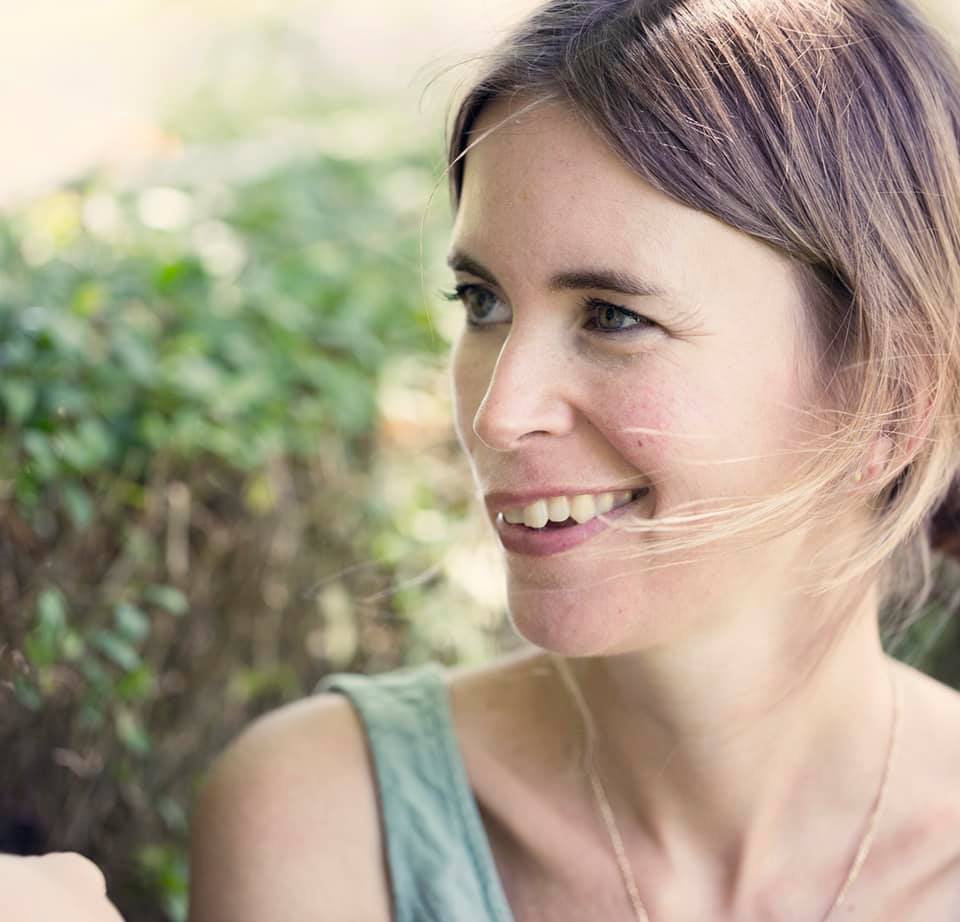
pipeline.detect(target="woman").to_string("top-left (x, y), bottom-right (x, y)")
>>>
top-left (189, 1), bottom-right (960, 919)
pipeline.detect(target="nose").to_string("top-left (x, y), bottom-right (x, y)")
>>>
top-left (471, 327), bottom-right (576, 452)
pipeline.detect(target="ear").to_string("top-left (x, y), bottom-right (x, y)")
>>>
top-left (861, 433), bottom-right (894, 483)
top-left (861, 390), bottom-right (935, 484)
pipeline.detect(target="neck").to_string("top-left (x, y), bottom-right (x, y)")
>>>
top-left (555, 583), bottom-right (899, 911)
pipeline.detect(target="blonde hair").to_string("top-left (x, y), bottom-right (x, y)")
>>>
top-left (441, 0), bottom-right (960, 653)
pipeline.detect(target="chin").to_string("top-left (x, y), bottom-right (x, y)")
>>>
top-left (505, 585), bottom-right (632, 658)
top-left (504, 566), bottom-right (693, 658)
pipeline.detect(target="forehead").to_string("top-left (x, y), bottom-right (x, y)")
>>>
top-left (457, 98), bottom-right (798, 299)
top-left (456, 97), bottom-right (679, 269)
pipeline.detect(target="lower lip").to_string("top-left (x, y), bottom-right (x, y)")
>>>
top-left (495, 490), bottom-right (650, 558)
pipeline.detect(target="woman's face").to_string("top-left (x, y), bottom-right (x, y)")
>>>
top-left (447, 96), bottom-right (823, 657)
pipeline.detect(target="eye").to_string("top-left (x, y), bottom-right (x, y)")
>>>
top-left (438, 284), bottom-right (658, 335)
top-left (583, 298), bottom-right (657, 334)
top-left (439, 284), bottom-right (511, 327)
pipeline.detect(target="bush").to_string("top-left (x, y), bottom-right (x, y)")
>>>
top-left (0, 100), bottom-right (483, 921)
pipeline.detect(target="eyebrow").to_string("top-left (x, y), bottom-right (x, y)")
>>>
top-left (445, 249), bottom-right (669, 299)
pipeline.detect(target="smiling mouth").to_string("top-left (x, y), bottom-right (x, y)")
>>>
top-left (506, 487), bottom-right (650, 530)
top-left (494, 486), bottom-right (651, 557)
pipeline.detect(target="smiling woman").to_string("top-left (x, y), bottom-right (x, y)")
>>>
top-left (188, 2), bottom-right (960, 921)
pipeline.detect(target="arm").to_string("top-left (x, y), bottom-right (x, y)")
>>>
top-left (188, 694), bottom-right (392, 922)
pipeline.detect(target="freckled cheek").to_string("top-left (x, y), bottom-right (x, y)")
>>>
top-left (588, 380), bottom-right (680, 472)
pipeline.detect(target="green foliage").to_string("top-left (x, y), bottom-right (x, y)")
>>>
top-left (0, 94), bottom-right (465, 922)
top-left (138, 844), bottom-right (189, 922)
top-left (0, 149), bottom-right (443, 503)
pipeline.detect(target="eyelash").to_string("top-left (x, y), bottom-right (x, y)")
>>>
top-left (438, 283), bottom-right (657, 335)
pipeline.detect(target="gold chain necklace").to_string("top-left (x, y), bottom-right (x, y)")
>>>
top-left (549, 654), bottom-right (903, 922)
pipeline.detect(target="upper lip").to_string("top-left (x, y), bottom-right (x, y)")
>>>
top-left (484, 485), bottom-right (643, 516)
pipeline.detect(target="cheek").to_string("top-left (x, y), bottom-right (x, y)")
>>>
top-left (602, 353), bottom-right (804, 496)
top-left (586, 362), bottom-right (770, 502)
top-left (587, 370), bottom-right (687, 474)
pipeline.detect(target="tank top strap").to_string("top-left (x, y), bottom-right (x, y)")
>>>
top-left (315, 663), bottom-right (515, 922)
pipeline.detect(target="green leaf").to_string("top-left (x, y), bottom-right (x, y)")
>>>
top-left (91, 630), bottom-right (141, 671)
top-left (152, 257), bottom-right (207, 293)
top-left (23, 430), bottom-right (57, 478)
top-left (61, 630), bottom-right (85, 661)
top-left (70, 281), bottom-right (107, 318)
top-left (157, 797), bottom-right (187, 835)
top-left (80, 657), bottom-right (112, 696)
top-left (137, 844), bottom-right (188, 922)
top-left (62, 483), bottom-right (94, 529)
top-left (24, 634), bottom-right (54, 668)
top-left (0, 381), bottom-right (35, 424)
top-left (144, 585), bottom-right (188, 616)
top-left (25, 588), bottom-right (69, 667)
top-left (37, 588), bottom-right (67, 633)
top-left (114, 602), bottom-right (150, 643)
top-left (115, 666), bottom-right (156, 702)
top-left (115, 706), bottom-right (151, 755)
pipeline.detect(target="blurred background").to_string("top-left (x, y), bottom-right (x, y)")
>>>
top-left (1, 1), bottom-right (960, 919)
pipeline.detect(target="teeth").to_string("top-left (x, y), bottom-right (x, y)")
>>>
top-left (522, 499), bottom-right (549, 529)
top-left (502, 489), bottom-right (641, 529)
top-left (595, 492), bottom-right (614, 514)
top-left (570, 494), bottom-right (596, 524)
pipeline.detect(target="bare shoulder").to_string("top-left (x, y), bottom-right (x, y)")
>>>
top-left (892, 657), bottom-right (960, 774)
top-left (866, 660), bottom-right (960, 917)
top-left (188, 691), bottom-right (391, 922)
top-left (863, 659), bottom-right (960, 830)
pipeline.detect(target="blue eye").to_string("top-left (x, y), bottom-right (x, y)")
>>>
top-left (439, 284), bottom-right (657, 335)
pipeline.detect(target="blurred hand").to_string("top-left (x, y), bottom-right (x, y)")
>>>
top-left (0, 852), bottom-right (125, 922)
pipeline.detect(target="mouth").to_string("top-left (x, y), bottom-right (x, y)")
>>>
top-left (521, 488), bottom-right (648, 529)
top-left (495, 487), bottom-right (651, 557)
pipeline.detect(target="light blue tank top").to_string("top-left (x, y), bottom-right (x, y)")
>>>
top-left (316, 662), bottom-right (517, 922)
